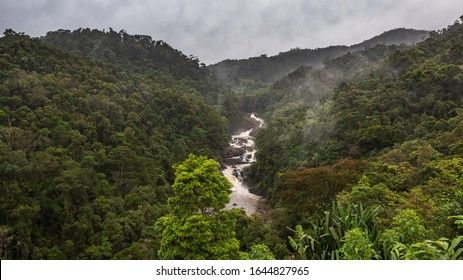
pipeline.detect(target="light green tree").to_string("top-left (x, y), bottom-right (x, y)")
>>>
top-left (156, 212), bottom-right (239, 259)
top-left (156, 154), bottom-right (240, 259)
top-left (168, 154), bottom-right (232, 216)
top-left (389, 209), bottom-right (425, 244)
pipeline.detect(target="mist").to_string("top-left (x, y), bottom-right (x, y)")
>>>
top-left (1, 0), bottom-right (463, 64)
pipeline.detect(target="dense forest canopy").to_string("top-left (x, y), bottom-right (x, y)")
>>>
top-left (1, 16), bottom-right (463, 260)
top-left (244, 16), bottom-right (463, 259)
top-left (0, 28), bottom-right (239, 259)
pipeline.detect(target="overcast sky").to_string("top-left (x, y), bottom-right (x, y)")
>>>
top-left (1, 0), bottom-right (462, 64)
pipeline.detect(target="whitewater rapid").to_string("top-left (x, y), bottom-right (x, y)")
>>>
top-left (224, 114), bottom-right (263, 215)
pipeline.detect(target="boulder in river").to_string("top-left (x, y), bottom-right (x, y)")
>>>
top-left (222, 147), bottom-right (247, 158)
top-left (221, 157), bottom-right (244, 166)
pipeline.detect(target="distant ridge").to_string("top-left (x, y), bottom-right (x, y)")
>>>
top-left (209, 28), bottom-right (429, 86)
top-left (350, 28), bottom-right (429, 49)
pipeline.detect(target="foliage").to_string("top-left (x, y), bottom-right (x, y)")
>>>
top-left (389, 209), bottom-right (426, 244)
top-left (288, 202), bottom-right (380, 260)
top-left (450, 215), bottom-right (463, 230)
top-left (288, 225), bottom-right (311, 260)
top-left (232, 209), bottom-right (286, 258)
top-left (209, 28), bottom-right (427, 86)
top-left (340, 175), bottom-right (397, 209)
top-left (276, 159), bottom-right (368, 220)
top-left (42, 28), bottom-right (239, 113)
top-left (288, 205), bottom-right (461, 260)
top-left (156, 212), bottom-right (240, 260)
top-left (168, 154), bottom-right (232, 216)
top-left (391, 236), bottom-right (463, 260)
top-left (2, 16), bottom-right (463, 260)
top-left (340, 228), bottom-right (378, 260)
top-left (155, 155), bottom-right (240, 260)
top-left (0, 30), bottom-right (232, 259)
top-left (248, 244), bottom-right (276, 260)
top-left (244, 17), bottom-right (463, 260)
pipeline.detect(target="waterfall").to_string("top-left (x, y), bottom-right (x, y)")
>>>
top-left (223, 114), bottom-right (264, 215)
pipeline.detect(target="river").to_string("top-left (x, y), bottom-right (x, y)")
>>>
top-left (223, 114), bottom-right (264, 215)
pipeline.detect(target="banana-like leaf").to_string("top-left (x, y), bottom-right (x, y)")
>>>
top-left (448, 236), bottom-right (463, 253)
top-left (451, 248), bottom-right (463, 260)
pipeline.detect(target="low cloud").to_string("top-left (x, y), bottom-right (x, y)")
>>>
top-left (1, 0), bottom-right (462, 64)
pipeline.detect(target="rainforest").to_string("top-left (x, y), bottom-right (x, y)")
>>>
top-left (1, 16), bottom-right (463, 260)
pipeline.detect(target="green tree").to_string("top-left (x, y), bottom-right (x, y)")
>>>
top-left (0, 226), bottom-right (14, 259)
top-left (0, 29), bottom-right (236, 260)
top-left (168, 154), bottom-right (232, 216)
top-left (155, 155), bottom-right (240, 259)
top-left (156, 212), bottom-right (239, 260)
top-left (389, 209), bottom-right (426, 244)
top-left (380, 209), bottom-right (426, 259)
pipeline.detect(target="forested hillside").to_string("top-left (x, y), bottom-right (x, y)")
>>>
top-left (1, 16), bottom-right (462, 260)
top-left (245, 17), bottom-right (463, 259)
top-left (209, 28), bottom-right (428, 86)
top-left (0, 29), bottom-right (238, 259)
top-left (41, 28), bottom-right (242, 132)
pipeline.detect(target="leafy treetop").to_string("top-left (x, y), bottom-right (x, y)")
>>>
top-left (168, 154), bottom-right (232, 216)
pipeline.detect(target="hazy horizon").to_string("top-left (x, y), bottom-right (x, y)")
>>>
top-left (1, 0), bottom-right (462, 64)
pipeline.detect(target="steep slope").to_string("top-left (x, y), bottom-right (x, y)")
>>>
top-left (209, 28), bottom-right (428, 86)
top-left (209, 45), bottom-right (349, 85)
top-left (242, 43), bottom-right (407, 116)
top-left (42, 28), bottom-right (242, 131)
top-left (248, 18), bottom-right (463, 244)
top-left (0, 30), bottom-right (230, 259)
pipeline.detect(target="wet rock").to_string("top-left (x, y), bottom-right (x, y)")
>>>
top-left (223, 113), bottom-right (265, 216)
top-left (246, 144), bottom-right (256, 151)
top-left (231, 137), bottom-right (249, 145)
top-left (222, 147), bottom-right (246, 158)
top-left (240, 114), bottom-right (261, 131)
top-left (248, 185), bottom-right (266, 197)
top-left (221, 157), bottom-right (243, 166)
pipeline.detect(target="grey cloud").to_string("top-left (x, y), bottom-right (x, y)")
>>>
top-left (1, 0), bottom-right (462, 64)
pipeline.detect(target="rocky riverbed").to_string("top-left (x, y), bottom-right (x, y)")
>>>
top-left (222, 114), bottom-right (264, 215)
